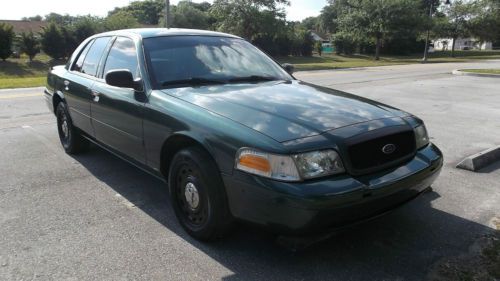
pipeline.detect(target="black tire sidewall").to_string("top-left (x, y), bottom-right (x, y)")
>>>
top-left (56, 102), bottom-right (74, 152)
top-left (55, 102), bottom-right (88, 154)
top-left (168, 147), bottom-right (231, 240)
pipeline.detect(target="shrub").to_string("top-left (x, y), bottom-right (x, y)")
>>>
top-left (300, 30), bottom-right (314, 56)
top-left (20, 31), bottom-right (40, 62)
top-left (315, 41), bottom-right (323, 56)
top-left (0, 23), bottom-right (15, 61)
top-left (40, 23), bottom-right (66, 60)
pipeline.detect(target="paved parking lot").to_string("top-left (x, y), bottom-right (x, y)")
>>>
top-left (1, 61), bottom-right (499, 280)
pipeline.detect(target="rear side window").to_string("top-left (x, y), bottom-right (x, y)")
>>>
top-left (103, 37), bottom-right (140, 79)
top-left (72, 40), bottom-right (94, 72)
top-left (81, 37), bottom-right (111, 77)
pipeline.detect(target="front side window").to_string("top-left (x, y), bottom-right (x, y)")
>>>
top-left (81, 37), bottom-right (111, 77)
top-left (103, 37), bottom-right (140, 79)
top-left (143, 36), bottom-right (292, 89)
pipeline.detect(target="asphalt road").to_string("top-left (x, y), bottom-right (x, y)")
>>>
top-left (1, 61), bottom-right (499, 280)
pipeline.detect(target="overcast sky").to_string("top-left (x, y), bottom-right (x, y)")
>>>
top-left (0, 0), bottom-right (326, 22)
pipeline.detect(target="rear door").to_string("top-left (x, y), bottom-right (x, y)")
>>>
top-left (90, 36), bottom-right (146, 163)
top-left (64, 37), bottom-right (112, 135)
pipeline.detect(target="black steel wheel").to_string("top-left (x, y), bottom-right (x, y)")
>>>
top-left (56, 102), bottom-right (89, 154)
top-left (168, 146), bottom-right (233, 241)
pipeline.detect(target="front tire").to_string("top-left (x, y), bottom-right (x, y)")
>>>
top-left (168, 147), bottom-right (233, 241)
top-left (56, 102), bottom-right (89, 154)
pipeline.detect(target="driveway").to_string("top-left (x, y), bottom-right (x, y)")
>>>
top-left (1, 61), bottom-right (499, 280)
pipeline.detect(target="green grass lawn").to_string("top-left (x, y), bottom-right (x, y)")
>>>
top-left (278, 51), bottom-right (500, 71)
top-left (0, 54), bottom-right (64, 89)
top-left (1, 51), bottom-right (500, 89)
top-left (0, 77), bottom-right (47, 89)
top-left (461, 68), bottom-right (500, 75)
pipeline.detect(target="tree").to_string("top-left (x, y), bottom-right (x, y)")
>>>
top-left (300, 30), bottom-right (314, 56)
top-left (22, 15), bottom-right (43, 21)
top-left (210, 0), bottom-right (290, 40)
top-left (73, 16), bottom-right (102, 44)
top-left (104, 11), bottom-right (140, 31)
top-left (0, 23), bottom-right (14, 61)
top-left (40, 23), bottom-right (66, 60)
top-left (109, 0), bottom-right (164, 25)
top-left (20, 31), bottom-right (40, 62)
top-left (470, 0), bottom-right (500, 44)
top-left (301, 16), bottom-right (319, 30)
top-left (171, 1), bottom-right (213, 29)
top-left (434, 0), bottom-right (476, 57)
top-left (44, 13), bottom-right (75, 25)
top-left (315, 41), bottom-right (323, 56)
top-left (60, 25), bottom-right (78, 58)
top-left (333, 0), bottom-right (422, 60)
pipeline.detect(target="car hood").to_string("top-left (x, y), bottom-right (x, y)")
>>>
top-left (161, 80), bottom-right (410, 142)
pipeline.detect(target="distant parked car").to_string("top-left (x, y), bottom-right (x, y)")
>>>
top-left (44, 29), bottom-right (443, 241)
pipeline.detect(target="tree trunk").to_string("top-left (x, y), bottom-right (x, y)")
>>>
top-left (375, 36), bottom-right (381, 61)
top-left (451, 37), bottom-right (456, 57)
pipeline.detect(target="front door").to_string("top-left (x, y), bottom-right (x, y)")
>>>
top-left (63, 37), bottom-right (111, 135)
top-left (91, 37), bottom-right (145, 164)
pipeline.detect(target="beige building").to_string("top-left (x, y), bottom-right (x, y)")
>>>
top-left (433, 38), bottom-right (493, 51)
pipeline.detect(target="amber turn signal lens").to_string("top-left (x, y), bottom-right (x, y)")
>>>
top-left (238, 154), bottom-right (271, 173)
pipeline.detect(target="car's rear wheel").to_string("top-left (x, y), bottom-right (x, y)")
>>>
top-left (168, 147), bottom-right (233, 241)
top-left (56, 102), bottom-right (89, 154)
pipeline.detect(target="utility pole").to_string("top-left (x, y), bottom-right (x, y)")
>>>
top-left (164, 0), bottom-right (170, 28)
top-left (422, 1), bottom-right (433, 63)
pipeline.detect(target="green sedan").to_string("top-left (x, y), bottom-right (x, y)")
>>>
top-left (44, 28), bottom-right (443, 241)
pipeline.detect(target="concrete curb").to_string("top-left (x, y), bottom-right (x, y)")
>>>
top-left (0, 87), bottom-right (45, 93)
top-left (452, 69), bottom-right (500, 78)
top-left (456, 146), bottom-right (500, 172)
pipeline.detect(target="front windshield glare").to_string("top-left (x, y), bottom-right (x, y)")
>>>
top-left (143, 36), bottom-right (292, 88)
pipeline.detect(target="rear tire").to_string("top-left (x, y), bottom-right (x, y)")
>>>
top-left (56, 102), bottom-right (89, 154)
top-left (168, 146), bottom-right (233, 241)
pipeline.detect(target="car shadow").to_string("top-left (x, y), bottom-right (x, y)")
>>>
top-left (71, 145), bottom-right (497, 281)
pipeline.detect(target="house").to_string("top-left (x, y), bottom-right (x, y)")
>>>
top-left (433, 38), bottom-right (493, 51)
top-left (0, 20), bottom-right (48, 35)
top-left (0, 20), bottom-right (48, 56)
top-left (310, 31), bottom-right (334, 54)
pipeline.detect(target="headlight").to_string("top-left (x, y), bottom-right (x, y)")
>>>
top-left (414, 124), bottom-right (429, 149)
top-left (293, 150), bottom-right (345, 179)
top-left (235, 148), bottom-right (344, 182)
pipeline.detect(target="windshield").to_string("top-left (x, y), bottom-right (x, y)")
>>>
top-left (143, 36), bottom-right (292, 89)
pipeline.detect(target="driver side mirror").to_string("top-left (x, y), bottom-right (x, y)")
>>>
top-left (282, 63), bottom-right (295, 75)
top-left (105, 69), bottom-right (143, 92)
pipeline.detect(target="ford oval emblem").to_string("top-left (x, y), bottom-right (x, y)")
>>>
top-left (382, 144), bottom-right (396, 154)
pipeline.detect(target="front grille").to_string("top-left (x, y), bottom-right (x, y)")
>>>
top-left (348, 130), bottom-right (416, 174)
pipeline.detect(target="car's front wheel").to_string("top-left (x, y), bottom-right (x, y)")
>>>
top-left (56, 102), bottom-right (89, 154)
top-left (168, 147), bottom-right (233, 241)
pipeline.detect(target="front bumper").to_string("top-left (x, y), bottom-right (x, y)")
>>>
top-left (223, 143), bottom-right (443, 235)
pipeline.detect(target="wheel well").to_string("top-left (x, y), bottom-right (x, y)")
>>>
top-left (160, 135), bottom-right (209, 178)
top-left (53, 94), bottom-right (63, 114)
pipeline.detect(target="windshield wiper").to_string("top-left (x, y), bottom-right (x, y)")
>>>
top-left (161, 77), bottom-right (226, 88)
top-left (228, 75), bottom-right (283, 83)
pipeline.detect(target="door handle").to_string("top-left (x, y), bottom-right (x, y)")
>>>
top-left (91, 90), bottom-right (100, 102)
top-left (63, 80), bottom-right (70, 91)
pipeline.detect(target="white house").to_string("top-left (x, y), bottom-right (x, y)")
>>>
top-left (433, 38), bottom-right (493, 51)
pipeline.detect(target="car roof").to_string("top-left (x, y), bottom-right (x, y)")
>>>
top-left (96, 28), bottom-right (242, 40)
